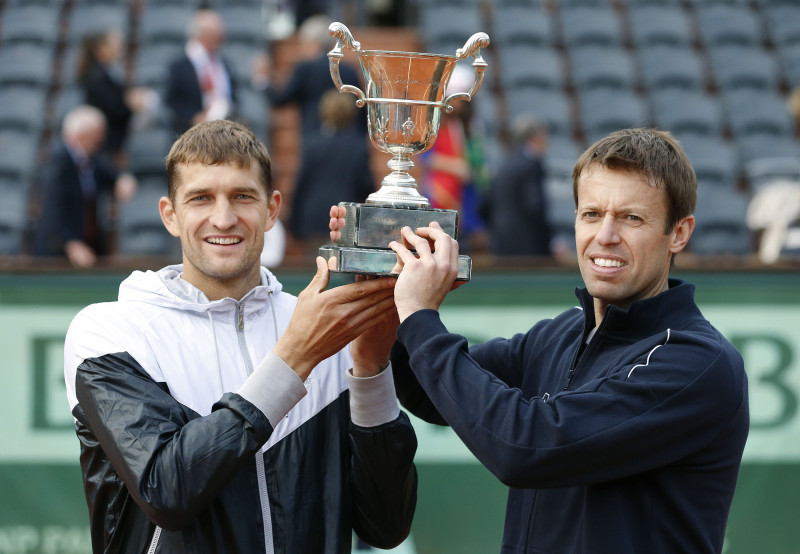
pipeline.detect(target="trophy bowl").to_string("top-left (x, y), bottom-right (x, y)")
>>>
top-left (329, 22), bottom-right (489, 207)
top-left (321, 23), bottom-right (490, 280)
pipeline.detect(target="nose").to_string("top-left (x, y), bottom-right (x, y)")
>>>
top-left (595, 214), bottom-right (621, 246)
top-left (209, 198), bottom-right (237, 229)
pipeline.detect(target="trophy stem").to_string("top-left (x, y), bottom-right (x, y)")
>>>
top-left (366, 153), bottom-right (430, 207)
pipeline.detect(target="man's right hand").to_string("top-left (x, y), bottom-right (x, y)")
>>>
top-left (273, 256), bottom-right (397, 381)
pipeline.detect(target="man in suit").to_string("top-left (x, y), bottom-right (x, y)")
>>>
top-left (33, 105), bottom-right (137, 267)
top-left (164, 9), bottom-right (237, 138)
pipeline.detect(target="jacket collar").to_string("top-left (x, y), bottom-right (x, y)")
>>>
top-left (575, 278), bottom-right (703, 341)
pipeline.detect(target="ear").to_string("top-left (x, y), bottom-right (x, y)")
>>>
top-left (159, 196), bottom-right (181, 238)
top-left (669, 214), bottom-right (695, 254)
top-left (264, 190), bottom-right (282, 232)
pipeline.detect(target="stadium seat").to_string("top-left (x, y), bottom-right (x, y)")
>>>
top-left (132, 42), bottom-right (183, 93)
top-left (578, 89), bottom-right (648, 144)
top-left (677, 135), bottom-right (740, 189)
top-left (0, 128), bottom-right (41, 185)
top-left (138, 4), bottom-right (196, 47)
top-left (0, 178), bottom-right (30, 255)
top-left (0, 43), bottom-right (56, 88)
top-left (708, 45), bottom-right (781, 91)
top-left (492, 5), bottom-right (553, 48)
top-left (636, 45), bottom-right (706, 92)
top-left (67, 3), bottom-right (129, 45)
top-left (691, 188), bottom-right (753, 256)
top-left (0, 5), bottom-right (61, 46)
top-left (722, 89), bottom-right (795, 138)
top-left (499, 45), bottom-right (566, 91)
top-left (762, 5), bottom-right (800, 47)
top-left (569, 46), bottom-right (637, 92)
top-left (650, 89), bottom-right (725, 138)
top-left (0, 86), bottom-right (49, 133)
top-left (558, 6), bottom-right (622, 49)
top-left (545, 135), bottom-right (582, 180)
top-left (696, 4), bottom-right (763, 48)
top-left (117, 185), bottom-right (181, 257)
top-left (505, 88), bottom-right (574, 139)
top-left (776, 42), bottom-right (800, 89)
top-left (627, 6), bottom-right (693, 48)
top-left (126, 127), bottom-right (174, 178)
top-left (418, 4), bottom-right (482, 54)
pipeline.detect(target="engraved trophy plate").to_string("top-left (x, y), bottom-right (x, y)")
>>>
top-left (320, 22), bottom-right (490, 281)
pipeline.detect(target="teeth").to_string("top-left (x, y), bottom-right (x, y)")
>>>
top-left (593, 258), bottom-right (625, 267)
top-left (207, 237), bottom-right (241, 245)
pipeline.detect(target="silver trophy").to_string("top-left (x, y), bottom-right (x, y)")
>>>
top-left (319, 22), bottom-right (490, 281)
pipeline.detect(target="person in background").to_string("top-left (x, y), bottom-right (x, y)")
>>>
top-left (330, 127), bottom-right (749, 553)
top-left (64, 119), bottom-right (416, 553)
top-left (77, 29), bottom-right (154, 166)
top-left (33, 105), bottom-right (137, 267)
top-left (482, 114), bottom-right (552, 257)
top-left (164, 9), bottom-right (237, 137)
top-left (420, 64), bottom-right (488, 251)
top-left (253, 13), bottom-right (364, 144)
top-left (289, 88), bottom-right (375, 254)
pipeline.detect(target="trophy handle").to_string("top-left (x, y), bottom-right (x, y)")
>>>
top-left (444, 32), bottom-right (490, 112)
top-left (328, 22), bottom-right (367, 107)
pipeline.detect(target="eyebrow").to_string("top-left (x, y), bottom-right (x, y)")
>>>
top-left (180, 184), bottom-right (263, 198)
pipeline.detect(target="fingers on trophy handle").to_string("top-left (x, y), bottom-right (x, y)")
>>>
top-left (445, 32), bottom-right (491, 112)
top-left (328, 22), bottom-right (367, 107)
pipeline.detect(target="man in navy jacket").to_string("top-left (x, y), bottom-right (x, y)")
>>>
top-left (331, 128), bottom-right (749, 553)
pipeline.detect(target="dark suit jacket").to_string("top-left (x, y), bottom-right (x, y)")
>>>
top-left (289, 127), bottom-right (375, 238)
top-left (33, 142), bottom-right (118, 257)
top-left (266, 53), bottom-right (365, 139)
top-left (164, 53), bottom-right (238, 138)
top-left (82, 64), bottom-right (132, 153)
top-left (485, 148), bottom-right (552, 257)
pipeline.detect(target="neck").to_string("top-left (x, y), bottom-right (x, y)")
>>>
top-left (181, 268), bottom-right (262, 302)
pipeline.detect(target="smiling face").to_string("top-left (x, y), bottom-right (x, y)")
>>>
top-left (575, 164), bottom-right (694, 324)
top-left (160, 162), bottom-right (281, 301)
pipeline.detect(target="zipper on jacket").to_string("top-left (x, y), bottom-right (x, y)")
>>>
top-left (235, 299), bottom-right (274, 553)
top-left (564, 324), bottom-right (603, 390)
top-left (147, 526), bottom-right (162, 554)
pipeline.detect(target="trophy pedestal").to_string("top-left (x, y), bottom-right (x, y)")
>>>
top-left (321, 202), bottom-right (472, 281)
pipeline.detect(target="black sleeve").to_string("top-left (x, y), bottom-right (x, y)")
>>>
top-left (74, 351), bottom-right (274, 531)
top-left (349, 412), bottom-right (418, 549)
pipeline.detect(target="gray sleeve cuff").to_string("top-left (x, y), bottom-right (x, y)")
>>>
top-left (346, 363), bottom-right (400, 428)
top-left (237, 352), bottom-right (307, 428)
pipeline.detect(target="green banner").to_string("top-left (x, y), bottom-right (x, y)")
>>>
top-left (0, 271), bottom-right (798, 553)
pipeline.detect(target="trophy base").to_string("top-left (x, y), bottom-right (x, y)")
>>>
top-left (320, 245), bottom-right (472, 281)
top-left (336, 202), bottom-right (459, 248)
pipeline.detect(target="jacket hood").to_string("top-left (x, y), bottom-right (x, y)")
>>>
top-left (118, 264), bottom-right (284, 313)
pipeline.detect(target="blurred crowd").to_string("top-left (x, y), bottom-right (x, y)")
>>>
top-left (3, 0), bottom-right (800, 269)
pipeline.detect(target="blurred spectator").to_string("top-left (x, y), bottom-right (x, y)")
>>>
top-left (790, 85), bottom-right (800, 137)
top-left (481, 114), bottom-right (553, 258)
top-left (77, 29), bottom-right (156, 166)
top-left (289, 89), bottom-right (375, 253)
top-left (261, 219), bottom-right (287, 268)
top-left (421, 64), bottom-right (488, 250)
top-left (32, 105), bottom-right (137, 268)
top-left (253, 13), bottom-right (364, 144)
top-left (746, 179), bottom-right (800, 263)
top-left (164, 9), bottom-right (237, 137)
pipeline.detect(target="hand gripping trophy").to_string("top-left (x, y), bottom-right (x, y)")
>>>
top-left (319, 22), bottom-right (490, 281)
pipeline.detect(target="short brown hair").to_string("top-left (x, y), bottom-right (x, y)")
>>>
top-left (166, 120), bottom-right (272, 202)
top-left (572, 128), bottom-right (696, 233)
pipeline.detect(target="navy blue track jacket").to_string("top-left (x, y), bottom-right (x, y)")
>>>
top-left (391, 279), bottom-right (749, 553)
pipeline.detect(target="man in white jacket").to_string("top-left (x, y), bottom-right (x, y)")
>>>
top-left (64, 119), bottom-right (417, 553)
